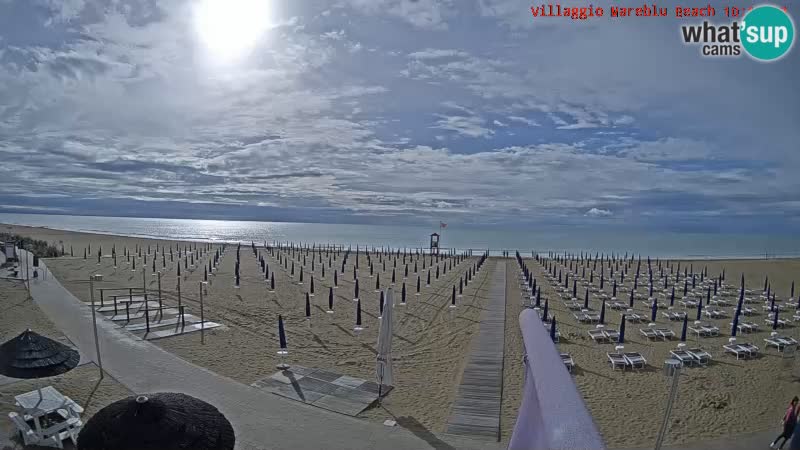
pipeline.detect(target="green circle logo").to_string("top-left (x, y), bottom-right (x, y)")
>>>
top-left (741, 5), bottom-right (795, 61)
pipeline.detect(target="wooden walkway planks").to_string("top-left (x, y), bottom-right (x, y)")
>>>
top-left (445, 261), bottom-right (507, 440)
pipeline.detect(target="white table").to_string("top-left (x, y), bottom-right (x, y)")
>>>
top-left (13, 386), bottom-right (82, 449)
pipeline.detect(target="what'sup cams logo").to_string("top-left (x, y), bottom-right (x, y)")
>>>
top-left (680, 4), bottom-right (795, 61)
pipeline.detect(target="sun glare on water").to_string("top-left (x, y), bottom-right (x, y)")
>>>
top-left (193, 0), bottom-right (272, 63)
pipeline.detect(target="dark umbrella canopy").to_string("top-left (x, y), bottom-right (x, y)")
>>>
top-left (0, 330), bottom-right (79, 379)
top-left (619, 316), bottom-right (626, 344)
top-left (77, 392), bottom-right (235, 450)
top-left (680, 314), bottom-right (688, 342)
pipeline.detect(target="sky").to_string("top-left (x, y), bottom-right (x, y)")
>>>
top-left (0, 0), bottom-right (798, 233)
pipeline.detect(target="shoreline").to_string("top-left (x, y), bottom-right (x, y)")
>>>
top-left (2, 221), bottom-right (798, 260)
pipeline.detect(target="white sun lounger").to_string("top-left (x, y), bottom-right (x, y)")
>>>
top-left (604, 329), bottom-right (620, 343)
top-left (670, 349), bottom-right (694, 366)
top-left (662, 311), bottom-right (686, 321)
top-left (739, 342), bottom-right (759, 357)
top-left (654, 328), bottom-right (675, 340)
top-left (585, 313), bottom-right (601, 323)
top-left (735, 321), bottom-right (758, 333)
top-left (573, 312), bottom-right (590, 322)
top-left (723, 344), bottom-right (748, 359)
top-left (607, 352), bottom-right (628, 370)
top-left (639, 328), bottom-right (659, 340)
top-left (740, 306), bottom-right (756, 315)
top-left (563, 300), bottom-right (582, 310)
top-left (609, 301), bottom-right (627, 310)
top-left (624, 313), bottom-right (643, 323)
top-left (687, 348), bottom-right (712, 365)
top-left (703, 308), bottom-right (726, 319)
top-left (766, 317), bottom-right (788, 328)
top-left (679, 299), bottom-right (698, 308)
top-left (588, 329), bottom-right (608, 342)
top-left (765, 337), bottom-right (793, 350)
top-left (561, 353), bottom-right (575, 373)
top-left (623, 352), bottom-right (647, 370)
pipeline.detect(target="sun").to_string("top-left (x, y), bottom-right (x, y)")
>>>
top-left (193, 0), bottom-right (272, 63)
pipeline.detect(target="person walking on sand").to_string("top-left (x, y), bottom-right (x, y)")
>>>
top-left (771, 396), bottom-right (799, 449)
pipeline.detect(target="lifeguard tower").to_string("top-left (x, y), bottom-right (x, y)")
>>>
top-left (430, 233), bottom-right (440, 255)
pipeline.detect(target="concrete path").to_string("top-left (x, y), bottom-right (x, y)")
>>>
top-left (445, 261), bottom-right (506, 440)
top-left (22, 250), bottom-right (502, 450)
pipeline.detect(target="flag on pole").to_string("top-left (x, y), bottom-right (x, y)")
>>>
top-left (440, 222), bottom-right (447, 229)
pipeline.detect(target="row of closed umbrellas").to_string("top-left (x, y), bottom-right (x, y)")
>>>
top-left (0, 329), bottom-right (235, 450)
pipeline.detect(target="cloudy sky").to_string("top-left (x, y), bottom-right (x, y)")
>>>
top-left (0, 0), bottom-right (798, 232)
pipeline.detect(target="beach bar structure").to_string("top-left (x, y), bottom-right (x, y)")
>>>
top-left (430, 233), bottom-right (440, 255)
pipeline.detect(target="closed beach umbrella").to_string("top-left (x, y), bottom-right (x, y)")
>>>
top-left (584, 289), bottom-right (589, 309)
top-left (401, 282), bottom-right (406, 304)
top-left (619, 316), bottom-right (626, 343)
top-left (356, 299), bottom-right (363, 329)
top-left (550, 316), bottom-right (557, 342)
top-left (543, 299), bottom-right (549, 322)
top-left (599, 300), bottom-right (606, 324)
top-left (376, 289), bottom-right (395, 391)
top-left (270, 273), bottom-right (275, 291)
top-left (328, 287), bottom-right (334, 312)
top-left (670, 286), bottom-right (675, 306)
top-left (650, 299), bottom-right (658, 322)
top-left (770, 294), bottom-right (776, 312)
top-left (680, 314), bottom-right (688, 342)
top-left (0, 329), bottom-right (79, 379)
top-left (696, 297), bottom-right (703, 321)
top-left (77, 392), bottom-right (235, 450)
top-left (773, 308), bottom-right (780, 330)
top-left (612, 280), bottom-right (617, 298)
top-left (278, 315), bottom-right (287, 350)
top-left (451, 285), bottom-right (456, 307)
top-left (354, 278), bottom-right (360, 300)
top-left (535, 287), bottom-right (541, 308)
top-left (305, 293), bottom-right (311, 320)
top-left (629, 288), bottom-right (634, 308)
top-left (731, 310), bottom-right (739, 337)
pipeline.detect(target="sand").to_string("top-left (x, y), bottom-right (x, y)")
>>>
top-left (521, 255), bottom-right (800, 448)
top-left (0, 278), bottom-right (133, 449)
top-left (5, 222), bottom-right (800, 447)
top-left (1, 224), bottom-right (493, 436)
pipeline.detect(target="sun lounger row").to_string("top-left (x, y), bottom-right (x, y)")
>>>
top-left (588, 329), bottom-right (620, 343)
top-left (639, 327), bottom-right (675, 341)
top-left (607, 352), bottom-right (647, 370)
top-left (734, 321), bottom-right (759, 333)
top-left (670, 348), bottom-right (712, 366)
top-left (764, 336), bottom-right (798, 351)
top-left (573, 312), bottom-right (600, 323)
top-left (689, 323), bottom-right (720, 336)
top-left (661, 311), bottom-right (686, 321)
top-left (723, 343), bottom-right (759, 359)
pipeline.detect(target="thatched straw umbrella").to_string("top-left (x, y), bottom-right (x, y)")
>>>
top-left (77, 392), bottom-right (235, 450)
top-left (0, 329), bottom-right (79, 380)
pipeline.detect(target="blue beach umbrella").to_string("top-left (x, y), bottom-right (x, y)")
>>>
top-left (696, 297), bottom-right (703, 321)
top-left (773, 308), bottom-right (780, 330)
top-left (629, 288), bottom-right (634, 308)
top-left (600, 300), bottom-right (606, 325)
top-left (543, 299), bottom-right (549, 322)
top-left (680, 314), bottom-right (688, 342)
top-left (328, 287), bottom-right (334, 312)
top-left (584, 289), bottom-right (589, 309)
top-left (670, 286), bottom-right (675, 306)
top-left (731, 310), bottom-right (740, 337)
top-left (770, 294), bottom-right (776, 312)
top-left (305, 293), bottom-right (311, 319)
top-left (619, 316), bottom-right (626, 344)
top-left (550, 316), bottom-right (557, 342)
top-left (278, 315), bottom-right (287, 350)
top-left (650, 299), bottom-right (658, 322)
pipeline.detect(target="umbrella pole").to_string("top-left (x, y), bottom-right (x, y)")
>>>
top-left (89, 275), bottom-right (104, 379)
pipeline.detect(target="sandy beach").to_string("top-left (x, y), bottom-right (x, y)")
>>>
top-left (3, 222), bottom-right (800, 447)
top-left (2, 223), bottom-right (493, 437)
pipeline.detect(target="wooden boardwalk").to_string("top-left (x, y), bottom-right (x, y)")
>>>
top-left (445, 260), bottom-right (507, 440)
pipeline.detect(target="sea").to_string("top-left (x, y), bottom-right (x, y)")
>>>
top-left (1, 213), bottom-right (799, 259)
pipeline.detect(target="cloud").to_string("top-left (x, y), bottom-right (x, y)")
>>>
top-left (0, 0), bottom-right (796, 232)
top-left (585, 208), bottom-right (612, 217)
